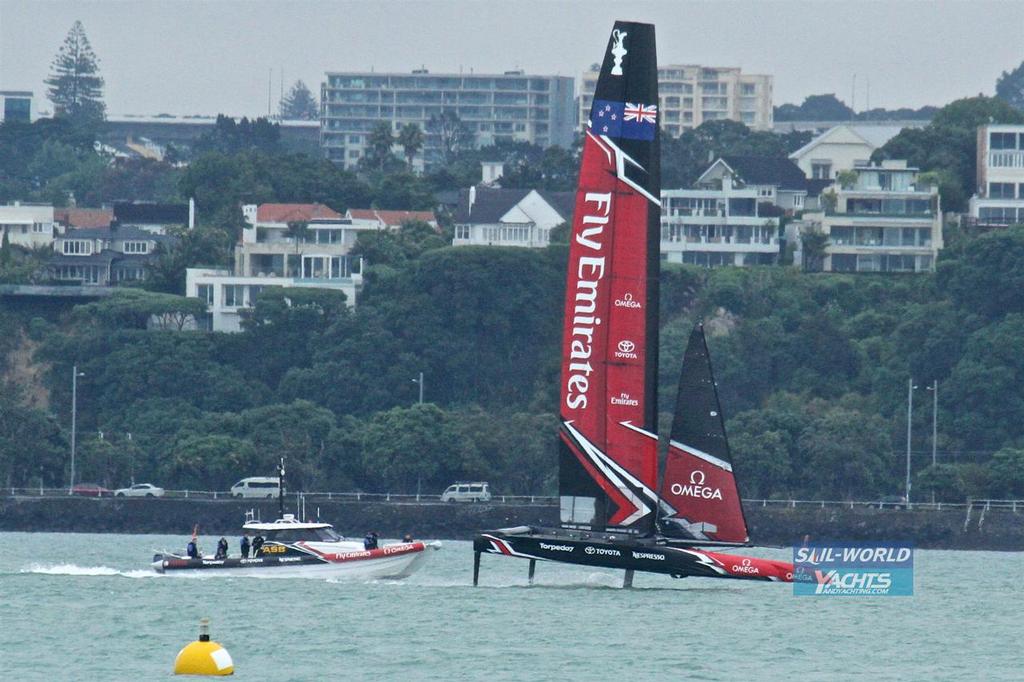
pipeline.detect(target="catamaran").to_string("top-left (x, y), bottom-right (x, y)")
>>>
top-left (473, 20), bottom-right (793, 587)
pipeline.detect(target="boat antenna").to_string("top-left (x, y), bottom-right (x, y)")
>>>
top-left (277, 456), bottom-right (285, 519)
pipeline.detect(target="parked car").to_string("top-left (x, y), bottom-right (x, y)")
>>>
top-left (230, 477), bottom-right (281, 499)
top-left (71, 483), bottom-right (111, 497)
top-left (440, 482), bottom-right (492, 503)
top-left (114, 483), bottom-right (165, 498)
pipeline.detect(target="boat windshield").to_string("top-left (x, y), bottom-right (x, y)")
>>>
top-left (264, 527), bottom-right (343, 543)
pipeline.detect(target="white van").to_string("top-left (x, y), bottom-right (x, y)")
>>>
top-left (230, 477), bottom-right (281, 499)
top-left (440, 482), bottom-right (491, 503)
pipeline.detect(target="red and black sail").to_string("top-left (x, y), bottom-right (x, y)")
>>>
top-left (558, 21), bottom-right (662, 535)
top-left (656, 324), bottom-right (750, 545)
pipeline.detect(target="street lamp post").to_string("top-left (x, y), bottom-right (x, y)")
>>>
top-left (906, 378), bottom-right (917, 505)
top-left (926, 380), bottom-right (938, 503)
top-left (412, 371), bottom-right (424, 405)
top-left (69, 365), bottom-right (85, 494)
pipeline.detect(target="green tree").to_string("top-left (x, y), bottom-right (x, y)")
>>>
top-left (279, 80), bottom-right (319, 120)
top-left (800, 227), bottom-right (829, 273)
top-left (987, 448), bottom-right (1024, 497)
top-left (161, 434), bottom-right (256, 490)
top-left (425, 111), bottom-right (474, 166)
top-left (45, 21), bottom-right (105, 122)
top-left (73, 289), bottom-right (207, 330)
top-left (797, 407), bottom-right (894, 499)
top-left (286, 221), bottom-right (309, 276)
top-left (996, 60), bottom-right (1024, 111)
top-left (914, 464), bottom-right (965, 502)
top-left (396, 123), bottom-right (424, 169)
top-left (774, 94), bottom-right (854, 122)
top-left (365, 121), bottom-right (395, 172)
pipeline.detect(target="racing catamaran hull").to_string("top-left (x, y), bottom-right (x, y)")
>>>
top-left (474, 528), bottom-right (792, 584)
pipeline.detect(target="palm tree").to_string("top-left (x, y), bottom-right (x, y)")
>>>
top-left (396, 123), bottom-right (424, 169)
top-left (800, 227), bottom-right (830, 273)
top-left (286, 221), bottom-right (309, 277)
top-left (367, 122), bottom-right (395, 172)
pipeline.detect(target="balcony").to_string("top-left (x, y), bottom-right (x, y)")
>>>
top-left (989, 150), bottom-right (1024, 168)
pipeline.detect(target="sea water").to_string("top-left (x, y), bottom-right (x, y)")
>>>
top-left (0, 532), bottom-right (1019, 680)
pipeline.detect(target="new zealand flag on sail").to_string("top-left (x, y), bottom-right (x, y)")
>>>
top-left (590, 100), bottom-right (658, 140)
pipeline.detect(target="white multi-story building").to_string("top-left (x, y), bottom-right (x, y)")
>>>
top-left (187, 203), bottom-right (369, 332)
top-left (799, 160), bottom-right (942, 273)
top-left (451, 187), bottom-right (573, 248)
top-left (321, 70), bottom-right (575, 168)
top-left (788, 124), bottom-right (904, 180)
top-left (0, 203), bottom-right (56, 249)
top-left (968, 124), bottom-right (1024, 227)
top-left (579, 65), bottom-right (773, 135)
top-left (661, 178), bottom-right (781, 267)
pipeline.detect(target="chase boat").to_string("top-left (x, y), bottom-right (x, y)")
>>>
top-left (152, 514), bottom-right (440, 579)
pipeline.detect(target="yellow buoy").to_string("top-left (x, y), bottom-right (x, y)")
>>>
top-left (173, 617), bottom-right (234, 676)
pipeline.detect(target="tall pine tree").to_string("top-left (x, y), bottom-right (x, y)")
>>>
top-left (46, 21), bottom-right (106, 122)
top-left (279, 80), bottom-right (319, 120)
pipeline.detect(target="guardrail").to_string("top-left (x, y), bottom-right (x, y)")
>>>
top-left (2, 488), bottom-right (1021, 513)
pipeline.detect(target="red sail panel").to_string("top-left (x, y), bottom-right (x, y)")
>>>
top-left (657, 325), bottom-right (750, 544)
top-left (559, 21), bottom-right (660, 534)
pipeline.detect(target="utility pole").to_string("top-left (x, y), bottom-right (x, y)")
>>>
top-left (906, 378), bottom-right (916, 505)
top-left (69, 365), bottom-right (84, 494)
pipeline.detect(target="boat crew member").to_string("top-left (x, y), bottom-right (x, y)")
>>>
top-left (251, 534), bottom-right (265, 556)
top-left (215, 537), bottom-right (228, 560)
top-left (363, 531), bottom-right (379, 550)
top-left (403, 534), bottom-right (413, 543)
top-left (186, 539), bottom-right (199, 559)
top-left (240, 534), bottom-right (250, 558)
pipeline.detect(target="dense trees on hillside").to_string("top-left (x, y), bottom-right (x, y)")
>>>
top-left (4, 227), bottom-right (1024, 499)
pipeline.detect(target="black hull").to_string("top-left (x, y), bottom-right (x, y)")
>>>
top-left (473, 526), bottom-right (793, 584)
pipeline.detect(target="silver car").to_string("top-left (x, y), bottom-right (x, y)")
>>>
top-left (114, 483), bottom-right (165, 498)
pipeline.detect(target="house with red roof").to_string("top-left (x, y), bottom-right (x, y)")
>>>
top-left (344, 208), bottom-right (438, 231)
top-left (186, 202), bottom-right (377, 332)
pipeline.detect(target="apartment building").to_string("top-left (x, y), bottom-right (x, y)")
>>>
top-left (186, 203), bottom-right (370, 331)
top-left (321, 70), bottom-right (575, 168)
top-left (968, 124), bottom-right (1024, 228)
top-left (0, 91), bottom-right (33, 123)
top-left (800, 160), bottom-right (942, 273)
top-left (579, 65), bottom-right (772, 136)
top-left (661, 178), bottom-right (781, 267)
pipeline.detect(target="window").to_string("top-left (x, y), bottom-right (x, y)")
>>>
top-left (197, 284), bottom-right (213, 305)
top-left (123, 241), bottom-right (149, 254)
top-left (990, 132), bottom-right (1018, 150)
top-left (811, 162), bottom-right (832, 180)
top-left (62, 240), bottom-right (92, 255)
top-left (989, 182), bottom-right (1016, 198)
top-left (454, 225), bottom-right (469, 240)
top-left (223, 285), bottom-right (246, 307)
top-left (32, 222), bottom-right (47, 233)
top-left (740, 83), bottom-right (756, 96)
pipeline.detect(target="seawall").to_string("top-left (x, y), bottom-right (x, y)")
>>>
top-left (1, 497), bottom-right (1022, 551)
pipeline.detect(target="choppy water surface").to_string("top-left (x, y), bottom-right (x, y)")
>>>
top-left (0, 531), bottom-right (1019, 680)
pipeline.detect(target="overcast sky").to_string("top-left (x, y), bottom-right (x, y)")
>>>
top-left (1, 0), bottom-right (1021, 118)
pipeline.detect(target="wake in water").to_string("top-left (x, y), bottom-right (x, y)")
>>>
top-left (18, 563), bottom-right (157, 579)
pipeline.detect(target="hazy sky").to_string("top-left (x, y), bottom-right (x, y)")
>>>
top-left (1, 0), bottom-right (1021, 118)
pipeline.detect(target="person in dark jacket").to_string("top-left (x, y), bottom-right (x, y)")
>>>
top-left (215, 537), bottom-right (228, 560)
top-left (363, 531), bottom-right (379, 550)
top-left (186, 539), bottom-right (199, 559)
top-left (240, 534), bottom-right (251, 558)
top-left (251, 534), bottom-right (265, 556)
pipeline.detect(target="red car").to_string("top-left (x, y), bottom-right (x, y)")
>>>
top-left (71, 483), bottom-right (111, 497)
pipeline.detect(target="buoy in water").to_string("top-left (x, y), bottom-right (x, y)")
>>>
top-left (173, 617), bottom-right (234, 676)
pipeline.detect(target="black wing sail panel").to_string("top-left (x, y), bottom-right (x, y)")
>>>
top-left (558, 21), bottom-right (662, 535)
top-left (657, 324), bottom-right (750, 544)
